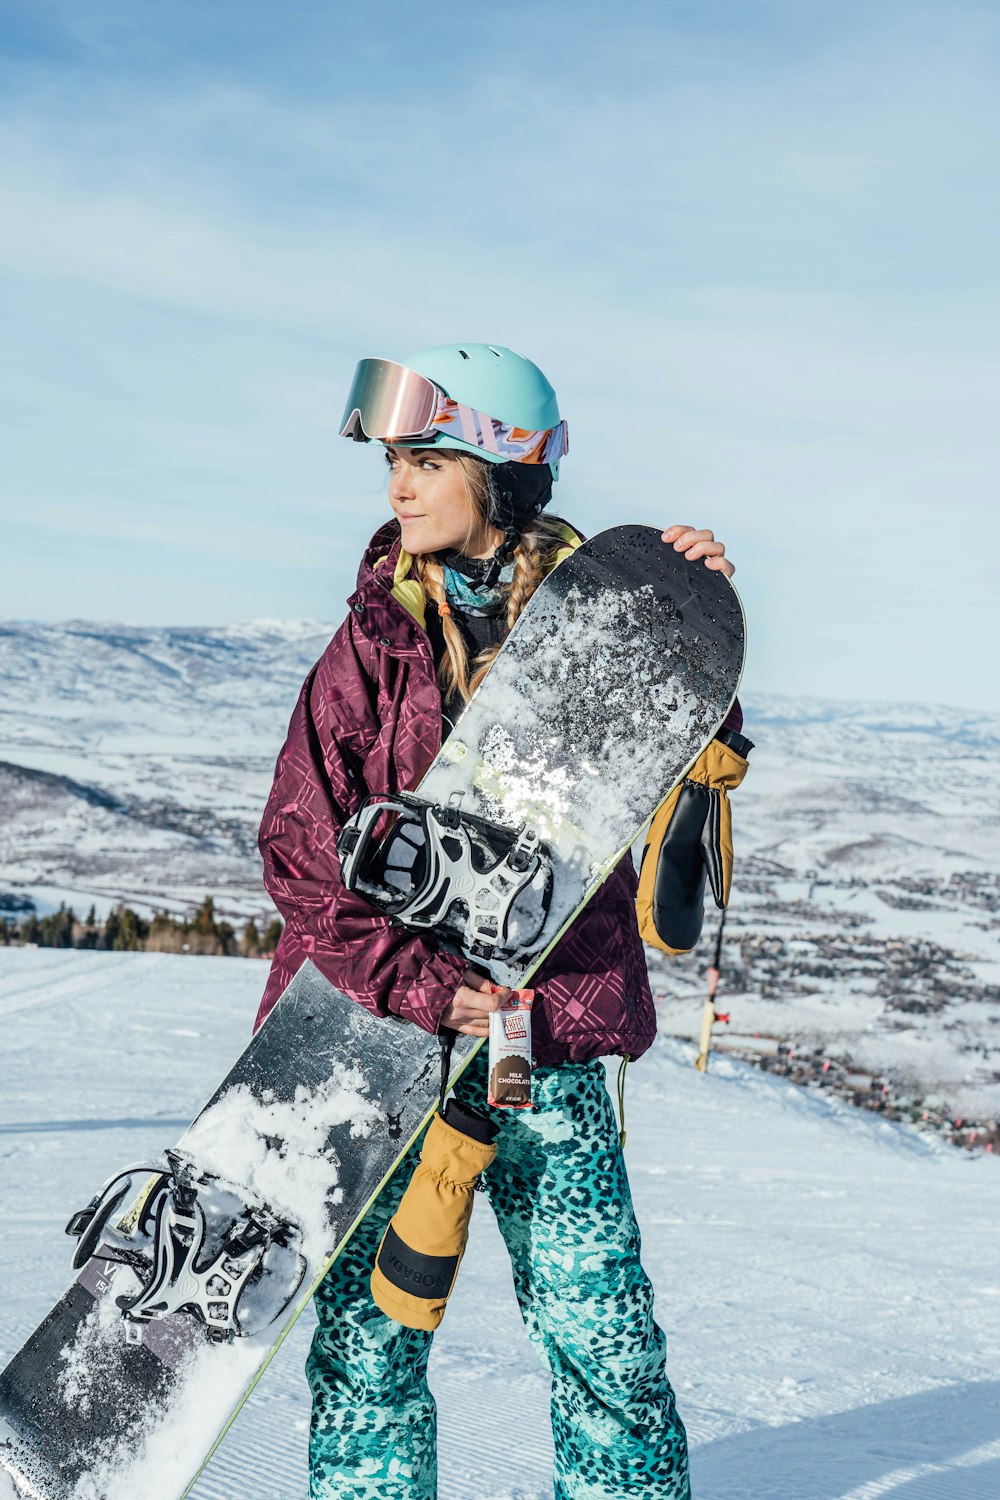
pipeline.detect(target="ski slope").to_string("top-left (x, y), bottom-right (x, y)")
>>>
top-left (0, 947), bottom-right (997, 1500)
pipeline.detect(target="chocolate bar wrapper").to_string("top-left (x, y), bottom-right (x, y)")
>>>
top-left (488, 990), bottom-right (535, 1109)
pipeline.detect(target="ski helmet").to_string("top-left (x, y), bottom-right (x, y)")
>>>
top-left (339, 342), bottom-right (567, 530)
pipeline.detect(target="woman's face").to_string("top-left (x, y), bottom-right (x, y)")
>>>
top-left (386, 447), bottom-right (500, 558)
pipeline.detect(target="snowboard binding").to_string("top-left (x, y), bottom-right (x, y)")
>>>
top-left (337, 792), bottom-right (552, 962)
top-left (66, 1150), bottom-right (306, 1343)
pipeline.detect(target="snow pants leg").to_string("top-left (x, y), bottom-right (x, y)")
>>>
top-left (308, 1052), bottom-right (689, 1500)
top-left (469, 1060), bottom-right (691, 1500)
top-left (306, 1130), bottom-right (436, 1500)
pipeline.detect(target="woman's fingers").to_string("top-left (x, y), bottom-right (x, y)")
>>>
top-left (442, 1003), bottom-right (490, 1034)
top-left (660, 525), bottom-right (735, 578)
top-left (458, 980), bottom-right (509, 1011)
top-left (459, 984), bottom-right (506, 1013)
top-left (441, 979), bottom-right (509, 1034)
top-left (663, 525), bottom-right (714, 552)
top-left (462, 970), bottom-right (509, 997)
top-left (447, 1004), bottom-right (494, 1035)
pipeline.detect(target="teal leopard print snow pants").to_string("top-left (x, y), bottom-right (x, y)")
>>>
top-left (307, 1052), bottom-right (690, 1500)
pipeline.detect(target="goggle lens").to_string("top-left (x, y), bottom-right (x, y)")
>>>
top-left (340, 359), bottom-right (438, 442)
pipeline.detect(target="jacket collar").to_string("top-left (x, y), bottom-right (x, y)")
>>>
top-left (355, 520), bottom-right (428, 632)
top-left (357, 519), bottom-right (404, 590)
top-left (353, 517), bottom-right (585, 640)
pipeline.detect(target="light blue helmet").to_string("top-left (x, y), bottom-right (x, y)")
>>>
top-left (399, 342), bottom-right (563, 479)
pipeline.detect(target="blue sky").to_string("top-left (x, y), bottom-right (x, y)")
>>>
top-left (0, 0), bottom-right (998, 709)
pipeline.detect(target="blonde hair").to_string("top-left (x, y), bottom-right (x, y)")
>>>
top-left (407, 450), bottom-right (570, 706)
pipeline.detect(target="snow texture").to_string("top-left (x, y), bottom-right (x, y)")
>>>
top-left (184, 1064), bottom-right (381, 1262)
top-left (66, 1340), bottom-right (261, 1500)
top-left (1, 948), bottom-right (998, 1500)
top-left (428, 576), bottom-right (732, 852)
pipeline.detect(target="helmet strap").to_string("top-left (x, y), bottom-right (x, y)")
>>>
top-left (481, 530), bottom-right (520, 588)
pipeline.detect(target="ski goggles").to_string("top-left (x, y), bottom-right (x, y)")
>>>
top-left (339, 358), bottom-right (569, 465)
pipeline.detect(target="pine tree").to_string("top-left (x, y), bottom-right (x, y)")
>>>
top-left (101, 909), bottom-right (121, 950)
top-left (113, 907), bottom-right (149, 952)
top-left (19, 913), bottom-right (41, 945)
top-left (193, 897), bottom-right (216, 937)
top-left (242, 918), bottom-right (261, 958)
top-left (38, 904), bottom-right (75, 948)
top-left (215, 921), bottom-right (236, 957)
top-left (78, 905), bottom-right (100, 949)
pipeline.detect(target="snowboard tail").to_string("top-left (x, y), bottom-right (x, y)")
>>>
top-left (0, 966), bottom-right (482, 1499)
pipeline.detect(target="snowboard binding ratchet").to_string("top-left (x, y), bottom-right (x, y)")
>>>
top-left (66, 1150), bottom-right (305, 1343)
top-left (337, 792), bottom-right (552, 962)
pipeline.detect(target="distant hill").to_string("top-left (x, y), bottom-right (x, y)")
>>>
top-left (1, 619), bottom-right (998, 1123)
top-left (0, 619), bottom-right (334, 922)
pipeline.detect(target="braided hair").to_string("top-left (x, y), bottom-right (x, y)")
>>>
top-left (393, 450), bottom-right (569, 707)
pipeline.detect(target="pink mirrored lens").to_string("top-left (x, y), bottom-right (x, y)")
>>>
top-left (340, 359), bottom-right (438, 441)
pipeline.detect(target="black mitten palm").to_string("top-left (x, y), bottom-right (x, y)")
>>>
top-left (636, 732), bottom-right (752, 955)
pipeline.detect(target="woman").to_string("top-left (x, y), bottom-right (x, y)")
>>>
top-left (255, 344), bottom-right (739, 1500)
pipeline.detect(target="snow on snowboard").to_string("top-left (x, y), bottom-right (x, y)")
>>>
top-left (0, 525), bottom-right (744, 1499)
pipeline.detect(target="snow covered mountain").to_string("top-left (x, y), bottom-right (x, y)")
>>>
top-left (1, 619), bottom-right (998, 1125)
top-left (0, 619), bottom-right (331, 921)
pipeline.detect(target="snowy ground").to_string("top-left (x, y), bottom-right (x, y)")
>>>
top-left (1, 948), bottom-right (998, 1499)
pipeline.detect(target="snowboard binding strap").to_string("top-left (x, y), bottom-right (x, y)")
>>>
top-left (338, 792), bottom-right (552, 962)
top-left (66, 1151), bottom-right (305, 1343)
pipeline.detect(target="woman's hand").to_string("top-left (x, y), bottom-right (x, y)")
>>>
top-left (440, 971), bottom-right (510, 1037)
top-left (661, 524), bottom-right (735, 578)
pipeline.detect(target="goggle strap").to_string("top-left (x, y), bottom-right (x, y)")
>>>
top-left (434, 397), bottom-right (567, 464)
top-left (339, 357), bottom-right (569, 462)
top-left (457, 404), bottom-right (479, 450)
top-left (474, 408), bottom-right (501, 456)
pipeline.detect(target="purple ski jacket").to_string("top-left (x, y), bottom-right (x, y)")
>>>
top-left (255, 520), bottom-right (741, 1065)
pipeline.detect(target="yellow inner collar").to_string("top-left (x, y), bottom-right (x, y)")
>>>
top-left (375, 521), bottom-right (581, 631)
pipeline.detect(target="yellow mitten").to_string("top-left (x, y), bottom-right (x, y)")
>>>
top-left (636, 730), bottom-right (752, 956)
top-left (371, 1097), bottom-right (498, 1330)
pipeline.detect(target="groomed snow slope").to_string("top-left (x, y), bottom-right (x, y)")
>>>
top-left (1, 948), bottom-right (997, 1500)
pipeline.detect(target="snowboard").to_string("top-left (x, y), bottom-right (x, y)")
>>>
top-left (0, 524), bottom-right (745, 1499)
top-left (0, 966), bottom-right (480, 1500)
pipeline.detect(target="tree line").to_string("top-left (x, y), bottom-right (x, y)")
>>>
top-left (0, 898), bottom-right (283, 958)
